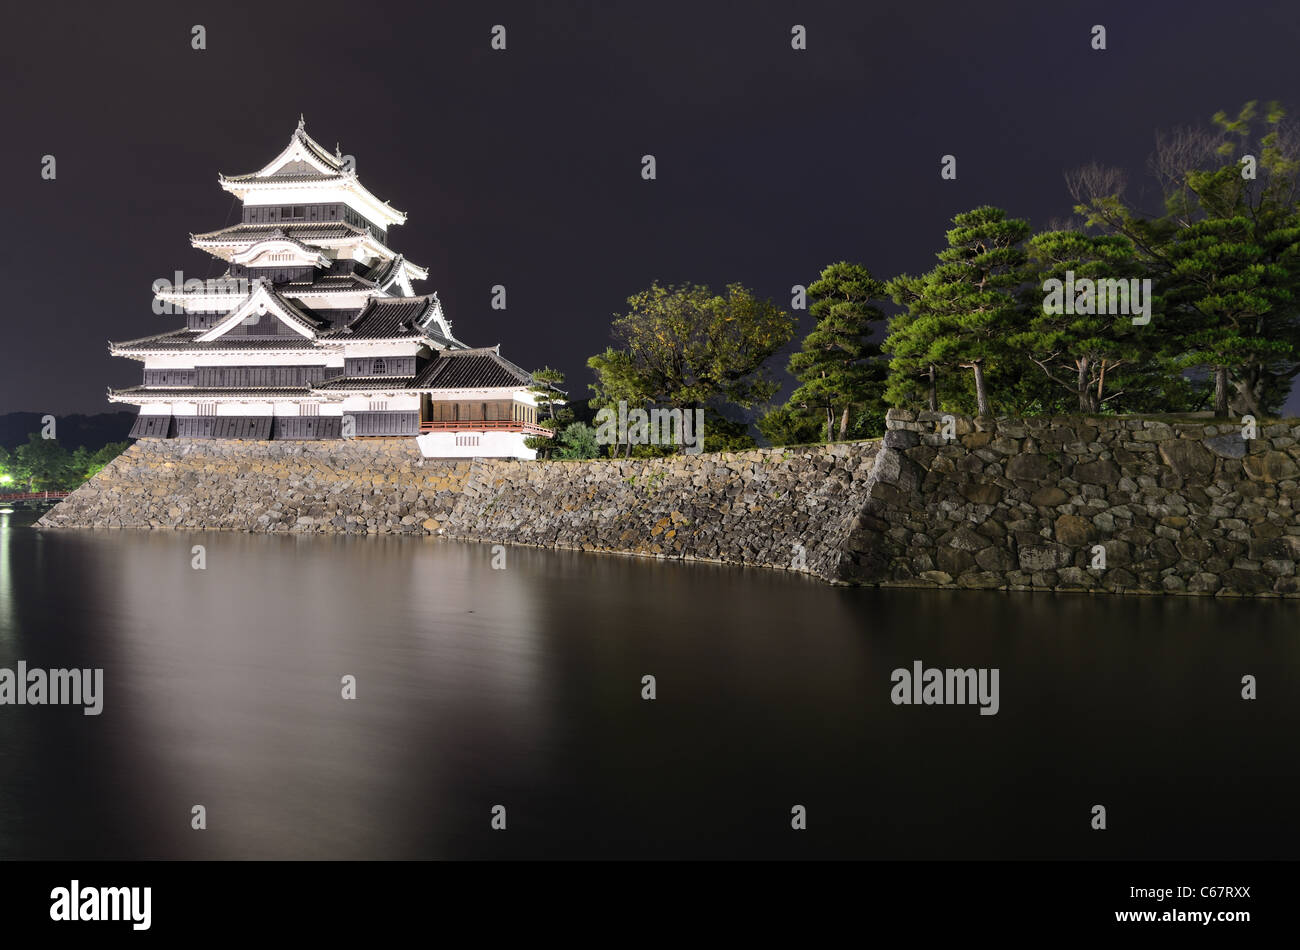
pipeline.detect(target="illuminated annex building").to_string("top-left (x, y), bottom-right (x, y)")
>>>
top-left (109, 119), bottom-right (547, 459)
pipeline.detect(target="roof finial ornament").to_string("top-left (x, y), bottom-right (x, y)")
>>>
top-left (335, 142), bottom-right (342, 160)
top-left (297, 113), bottom-right (305, 132)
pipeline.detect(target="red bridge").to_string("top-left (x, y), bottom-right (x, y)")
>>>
top-left (0, 491), bottom-right (71, 502)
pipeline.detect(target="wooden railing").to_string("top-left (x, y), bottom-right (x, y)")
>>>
top-left (0, 491), bottom-right (71, 502)
top-left (419, 421), bottom-right (552, 436)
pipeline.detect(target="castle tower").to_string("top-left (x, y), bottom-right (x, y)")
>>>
top-left (109, 121), bottom-right (546, 458)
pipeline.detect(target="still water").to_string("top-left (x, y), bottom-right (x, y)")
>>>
top-left (0, 509), bottom-right (1296, 860)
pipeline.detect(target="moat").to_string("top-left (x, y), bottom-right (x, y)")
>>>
top-left (1, 510), bottom-right (1296, 859)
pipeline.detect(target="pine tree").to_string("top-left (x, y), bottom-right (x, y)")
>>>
top-left (884, 207), bottom-right (1032, 415)
top-left (1012, 229), bottom-right (1155, 412)
top-left (786, 262), bottom-right (888, 441)
top-left (523, 367), bottom-right (571, 459)
top-left (882, 273), bottom-right (939, 410)
top-left (1162, 110), bottom-right (1300, 417)
top-left (1073, 102), bottom-right (1300, 418)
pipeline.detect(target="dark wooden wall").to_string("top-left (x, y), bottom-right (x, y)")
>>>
top-left (174, 416), bottom-right (274, 439)
top-left (186, 312), bottom-right (224, 330)
top-left (242, 265), bottom-right (316, 284)
top-left (128, 414), bottom-right (175, 438)
top-left (143, 369), bottom-right (198, 386)
top-left (129, 413), bottom-right (426, 440)
top-left (272, 417), bottom-right (343, 439)
top-left (344, 356), bottom-right (417, 377)
top-left (349, 411), bottom-right (419, 436)
top-left (142, 366), bottom-right (341, 387)
top-left (241, 202), bottom-right (385, 239)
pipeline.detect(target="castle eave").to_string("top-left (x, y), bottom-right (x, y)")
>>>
top-left (110, 386), bottom-right (315, 401)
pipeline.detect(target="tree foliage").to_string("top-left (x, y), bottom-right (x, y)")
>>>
top-left (883, 207), bottom-right (1032, 415)
top-left (1072, 100), bottom-right (1300, 417)
top-left (787, 262), bottom-right (889, 441)
top-left (0, 435), bottom-right (128, 492)
top-left (587, 282), bottom-right (794, 454)
top-left (523, 367), bottom-right (573, 459)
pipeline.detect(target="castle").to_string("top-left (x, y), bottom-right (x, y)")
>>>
top-left (109, 119), bottom-right (547, 459)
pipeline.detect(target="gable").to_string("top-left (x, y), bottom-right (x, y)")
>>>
top-left (197, 285), bottom-right (320, 342)
top-left (272, 160), bottom-right (319, 177)
top-left (232, 237), bottom-right (329, 269)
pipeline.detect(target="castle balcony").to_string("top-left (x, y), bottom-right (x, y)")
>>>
top-left (418, 420), bottom-right (551, 437)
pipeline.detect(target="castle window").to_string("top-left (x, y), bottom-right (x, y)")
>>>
top-left (372, 358), bottom-right (386, 375)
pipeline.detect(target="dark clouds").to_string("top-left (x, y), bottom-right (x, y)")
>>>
top-left (4, 0), bottom-right (1298, 413)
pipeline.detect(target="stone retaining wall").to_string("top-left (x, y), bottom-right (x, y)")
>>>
top-left (864, 409), bottom-right (1300, 596)
top-left (37, 439), bottom-right (474, 535)
top-left (36, 412), bottom-right (1300, 595)
top-left (443, 443), bottom-right (884, 580)
top-left (37, 438), bottom-right (885, 583)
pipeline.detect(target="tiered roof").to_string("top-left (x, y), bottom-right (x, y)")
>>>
top-left (112, 120), bottom-right (541, 415)
top-left (113, 294), bottom-right (468, 355)
top-left (411, 348), bottom-right (535, 389)
top-left (110, 386), bottom-right (310, 399)
top-left (111, 330), bottom-right (320, 355)
top-left (216, 118), bottom-right (407, 228)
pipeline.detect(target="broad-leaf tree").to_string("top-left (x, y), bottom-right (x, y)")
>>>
top-left (589, 282), bottom-right (794, 454)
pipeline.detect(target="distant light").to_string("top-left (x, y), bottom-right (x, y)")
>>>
top-left (0, 474), bottom-right (12, 485)
top-left (0, 509), bottom-right (13, 515)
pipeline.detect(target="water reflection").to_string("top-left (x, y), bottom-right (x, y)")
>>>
top-left (0, 513), bottom-right (1296, 859)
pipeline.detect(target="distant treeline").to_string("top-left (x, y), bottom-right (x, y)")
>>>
top-left (0, 412), bottom-right (135, 452)
top-left (0, 435), bottom-right (129, 493)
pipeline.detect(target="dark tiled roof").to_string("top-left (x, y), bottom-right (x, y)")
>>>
top-left (281, 274), bottom-right (378, 293)
top-left (365, 255), bottom-right (407, 291)
top-left (323, 296), bottom-right (442, 341)
top-left (113, 293), bottom-right (468, 355)
top-left (110, 386), bottom-right (311, 398)
top-left (192, 223), bottom-right (366, 244)
top-left (411, 348), bottom-right (534, 390)
top-left (110, 329), bottom-right (198, 350)
top-left (422, 325), bottom-right (465, 349)
top-left (295, 128), bottom-right (346, 170)
top-left (111, 330), bottom-right (324, 353)
top-left (223, 127), bottom-right (346, 181)
top-left (312, 376), bottom-right (417, 391)
top-left (298, 129), bottom-right (343, 169)
top-left (259, 289), bottom-right (329, 333)
top-left (224, 172), bottom-right (343, 184)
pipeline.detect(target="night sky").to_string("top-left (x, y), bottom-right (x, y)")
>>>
top-left (5, 0), bottom-right (1300, 415)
